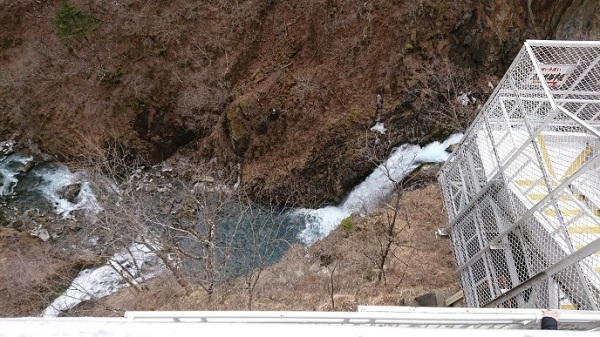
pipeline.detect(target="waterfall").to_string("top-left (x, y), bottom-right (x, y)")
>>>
top-left (4, 133), bottom-right (464, 316)
top-left (296, 133), bottom-right (463, 245)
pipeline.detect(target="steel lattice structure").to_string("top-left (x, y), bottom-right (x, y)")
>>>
top-left (438, 40), bottom-right (600, 310)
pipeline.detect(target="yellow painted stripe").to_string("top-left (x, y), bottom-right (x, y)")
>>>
top-left (597, 267), bottom-right (600, 274)
top-left (529, 193), bottom-right (574, 201)
top-left (560, 304), bottom-right (576, 310)
top-left (537, 135), bottom-right (557, 178)
top-left (568, 226), bottom-right (600, 234)
top-left (517, 180), bottom-right (546, 187)
top-left (515, 179), bottom-right (558, 187)
top-left (544, 209), bottom-right (581, 217)
top-left (562, 145), bottom-right (592, 180)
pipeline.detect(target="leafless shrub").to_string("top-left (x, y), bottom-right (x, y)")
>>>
top-left (0, 234), bottom-right (80, 316)
top-left (357, 128), bottom-right (423, 285)
top-left (291, 71), bottom-right (321, 102)
top-left (408, 0), bottom-right (437, 23)
top-left (327, 262), bottom-right (338, 310)
top-left (72, 136), bottom-right (296, 309)
top-left (419, 59), bottom-right (480, 131)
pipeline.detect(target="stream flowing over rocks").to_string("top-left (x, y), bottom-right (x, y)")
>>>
top-left (0, 153), bottom-right (101, 242)
top-left (2, 132), bottom-right (461, 316)
top-left (0, 141), bottom-right (300, 316)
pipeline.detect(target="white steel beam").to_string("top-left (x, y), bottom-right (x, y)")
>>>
top-left (484, 236), bottom-right (600, 308)
top-left (526, 40), bottom-right (600, 48)
top-left (456, 153), bottom-right (600, 273)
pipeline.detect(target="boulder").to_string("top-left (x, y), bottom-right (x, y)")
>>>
top-left (29, 225), bottom-right (51, 242)
top-left (15, 161), bottom-right (35, 174)
top-left (58, 183), bottom-right (81, 204)
top-left (0, 140), bottom-right (16, 156)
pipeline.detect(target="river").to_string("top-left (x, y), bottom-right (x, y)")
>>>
top-left (0, 133), bottom-right (462, 316)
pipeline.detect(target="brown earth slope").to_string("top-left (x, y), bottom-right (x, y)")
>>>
top-left (1, 0), bottom-right (598, 206)
top-left (1, 0), bottom-right (600, 317)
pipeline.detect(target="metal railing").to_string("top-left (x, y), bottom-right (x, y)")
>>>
top-left (438, 40), bottom-right (600, 310)
top-left (2, 307), bottom-right (600, 336)
top-left (358, 306), bottom-right (600, 330)
top-left (123, 307), bottom-right (599, 329)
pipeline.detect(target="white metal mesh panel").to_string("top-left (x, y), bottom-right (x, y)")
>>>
top-left (439, 41), bottom-right (600, 310)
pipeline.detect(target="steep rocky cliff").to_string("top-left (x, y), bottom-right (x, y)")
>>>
top-left (1, 0), bottom-right (598, 207)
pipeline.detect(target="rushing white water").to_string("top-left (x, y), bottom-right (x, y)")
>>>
top-left (296, 133), bottom-right (463, 245)
top-left (0, 154), bottom-right (33, 197)
top-left (42, 243), bottom-right (163, 317)
top-left (32, 164), bottom-right (103, 218)
top-left (0, 153), bottom-right (102, 218)
top-left (4, 133), bottom-right (463, 316)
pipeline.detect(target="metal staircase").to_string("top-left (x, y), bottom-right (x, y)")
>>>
top-left (478, 129), bottom-right (600, 310)
top-left (438, 40), bottom-right (600, 310)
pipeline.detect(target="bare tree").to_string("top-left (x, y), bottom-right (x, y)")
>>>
top-left (230, 192), bottom-right (296, 310)
top-left (74, 136), bottom-right (297, 308)
top-left (420, 58), bottom-right (480, 131)
top-left (327, 262), bottom-right (338, 310)
top-left (360, 128), bottom-right (420, 284)
top-left (371, 179), bottom-right (415, 284)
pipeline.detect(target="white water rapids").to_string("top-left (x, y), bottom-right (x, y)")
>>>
top-left (296, 133), bottom-right (463, 245)
top-left (1, 133), bottom-right (462, 316)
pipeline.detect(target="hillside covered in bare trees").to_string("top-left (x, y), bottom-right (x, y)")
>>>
top-left (1, 0), bottom-right (599, 316)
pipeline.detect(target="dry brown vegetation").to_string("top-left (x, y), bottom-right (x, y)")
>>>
top-left (2, 0), bottom-right (599, 318)
top-left (58, 183), bottom-right (460, 316)
top-left (0, 229), bottom-right (94, 316)
top-left (0, 0), bottom-right (527, 207)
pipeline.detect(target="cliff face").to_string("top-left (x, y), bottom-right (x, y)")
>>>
top-left (1, 0), bottom-right (598, 206)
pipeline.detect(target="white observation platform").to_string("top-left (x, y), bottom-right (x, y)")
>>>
top-left (438, 40), bottom-right (600, 310)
